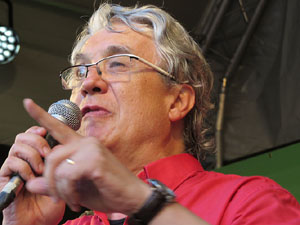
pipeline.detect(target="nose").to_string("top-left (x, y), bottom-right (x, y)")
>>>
top-left (80, 67), bottom-right (108, 96)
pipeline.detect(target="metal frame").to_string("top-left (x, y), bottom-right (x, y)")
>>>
top-left (197, 0), bottom-right (269, 168)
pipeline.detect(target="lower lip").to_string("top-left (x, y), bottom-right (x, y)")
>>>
top-left (84, 110), bottom-right (111, 118)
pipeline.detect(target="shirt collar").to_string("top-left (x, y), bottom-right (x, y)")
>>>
top-left (94, 153), bottom-right (204, 221)
top-left (137, 153), bottom-right (204, 191)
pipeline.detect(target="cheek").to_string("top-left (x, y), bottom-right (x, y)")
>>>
top-left (119, 79), bottom-right (170, 117)
top-left (119, 90), bottom-right (169, 127)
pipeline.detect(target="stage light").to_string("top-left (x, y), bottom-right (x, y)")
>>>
top-left (0, 0), bottom-right (20, 64)
top-left (0, 25), bottom-right (20, 64)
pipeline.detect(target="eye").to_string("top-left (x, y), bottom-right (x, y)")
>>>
top-left (108, 61), bottom-right (127, 68)
top-left (74, 66), bottom-right (87, 79)
top-left (106, 57), bottom-right (131, 73)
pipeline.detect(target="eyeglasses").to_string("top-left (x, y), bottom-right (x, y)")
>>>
top-left (59, 53), bottom-right (177, 90)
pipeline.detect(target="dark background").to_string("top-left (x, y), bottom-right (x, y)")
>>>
top-left (1, 0), bottom-right (300, 223)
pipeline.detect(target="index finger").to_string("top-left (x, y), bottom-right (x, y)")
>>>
top-left (23, 98), bottom-right (81, 145)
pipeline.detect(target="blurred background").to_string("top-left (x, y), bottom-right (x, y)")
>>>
top-left (0, 0), bottom-right (299, 223)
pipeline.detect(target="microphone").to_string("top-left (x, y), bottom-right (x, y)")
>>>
top-left (0, 99), bottom-right (82, 211)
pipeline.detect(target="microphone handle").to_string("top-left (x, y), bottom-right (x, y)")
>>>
top-left (0, 175), bottom-right (24, 211)
top-left (45, 132), bottom-right (59, 148)
top-left (0, 133), bottom-right (58, 211)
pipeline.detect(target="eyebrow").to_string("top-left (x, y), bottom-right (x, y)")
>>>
top-left (74, 53), bottom-right (90, 64)
top-left (104, 45), bottom-right (132, 56)
top-left (73, 45), bottom-right (132, 65)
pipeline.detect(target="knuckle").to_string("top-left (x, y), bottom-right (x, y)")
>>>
top-left (9, 143), bottom-right (28, 157)
top-left (15, 132), bottom-right (47, 155)
top-left (0, 158), bottom-right (9, 172)
top-left (8, 143), bottom-right (20, 156)
top-left (6, 154), bottom-right (14, 163)
top-left (15, 132), bottom-right (24, 142)
top-left (5, 157), bottom-right (15, 170)
top-left (4, 157), bottom-right (32, 179)
top-left (25, 126), bottom-right (42, 133)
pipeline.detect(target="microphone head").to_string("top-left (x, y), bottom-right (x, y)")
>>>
top-left (47, 99), bottom-right (82, 131)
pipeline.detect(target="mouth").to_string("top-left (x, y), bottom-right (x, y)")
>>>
top-left (81, 105), bottom-right (111, 117)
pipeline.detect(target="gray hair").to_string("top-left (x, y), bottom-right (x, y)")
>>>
top-left (71, 3), bottom-right (215, 160)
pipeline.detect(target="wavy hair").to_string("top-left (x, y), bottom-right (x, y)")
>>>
top-left (71, 3), bottom-right (215, 160)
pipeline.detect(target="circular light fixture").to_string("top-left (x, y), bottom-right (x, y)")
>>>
top-left (0, 25), bottom-right (20, 64)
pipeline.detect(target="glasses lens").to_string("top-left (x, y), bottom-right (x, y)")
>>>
top-left (98, 56), bottom-right (133, 82)
top-left (106, 56), bottom-right (131, 73)
top-left (61, 66), bottom-right (87, 90)
top-left (60, 55), bottom-right (136, 90)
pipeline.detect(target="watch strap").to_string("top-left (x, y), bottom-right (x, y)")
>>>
top-left (128, 179), bottom-right (175, 225)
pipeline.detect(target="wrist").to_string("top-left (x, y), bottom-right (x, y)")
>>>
top-left (121, 179), bottom-right (152, 216)
top-left (128, 179), bottom-right (176, 225)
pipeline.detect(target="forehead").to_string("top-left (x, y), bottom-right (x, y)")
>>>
top-left (77, 23), bottom-right (157, 64)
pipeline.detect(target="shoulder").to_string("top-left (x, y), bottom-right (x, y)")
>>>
top-left (177, 168), bottom-right (297, 206)
top-left (176, 170), bottom-right (300, 224)
top-left (222, 175), bottom-right (300, 224)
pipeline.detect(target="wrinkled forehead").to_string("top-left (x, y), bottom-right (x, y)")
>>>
top-left (71, 22), bottom-right (156, 65)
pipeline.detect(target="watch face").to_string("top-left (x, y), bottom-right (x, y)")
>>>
top-left (147, 179), bottom-right (176, 201)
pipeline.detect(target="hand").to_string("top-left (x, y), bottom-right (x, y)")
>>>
top-left (23, 99), bottom-right (152, 215)
top-left (0, 126), bottom-right (65, 225)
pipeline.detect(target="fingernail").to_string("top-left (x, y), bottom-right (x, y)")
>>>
top-left (23, 98), bottom-right (30, 104)
top-left (23, 98), bottom-right (32, 108)
top-left (37, 127), bottom-right (45, 133)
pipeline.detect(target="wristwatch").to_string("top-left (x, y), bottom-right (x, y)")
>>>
top-left (128, 179), bottom-right (176, 225)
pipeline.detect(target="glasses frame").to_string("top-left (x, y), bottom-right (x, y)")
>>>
top-left (59, 53), bottom-right (177, 90)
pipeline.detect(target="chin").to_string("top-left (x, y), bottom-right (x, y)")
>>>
top-left (80, 125), bottom-right (115, 145)
top-left (78, 124), bottom-right (101, 137)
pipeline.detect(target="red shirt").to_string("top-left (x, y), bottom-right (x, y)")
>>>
top-left (64, 153), bottom-right (300, 225)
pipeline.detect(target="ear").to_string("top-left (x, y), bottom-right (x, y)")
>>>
top-left (169, 84), bottom-right (195, 122)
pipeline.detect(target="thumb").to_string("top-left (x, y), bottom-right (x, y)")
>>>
top-left (26, 177), bottom-right (49, 195)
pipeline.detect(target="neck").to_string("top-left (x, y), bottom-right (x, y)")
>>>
top-left (117, 131), bottom-right (185, 175)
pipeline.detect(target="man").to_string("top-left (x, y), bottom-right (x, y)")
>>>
top-left (1, 3), bottom-right (300, 225)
